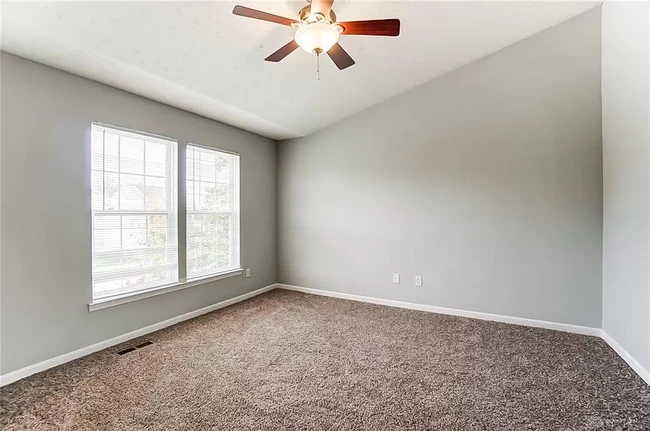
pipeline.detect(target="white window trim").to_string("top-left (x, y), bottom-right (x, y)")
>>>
top-left (88, 122), bottom-right (243, 312)
top-left (88, 268), bottom-right (243, 312)
top-left (92, 121), bottom-right (177, 143)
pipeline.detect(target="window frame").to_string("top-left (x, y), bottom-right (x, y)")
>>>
top-left (88, 122), bottom-right (243, 312)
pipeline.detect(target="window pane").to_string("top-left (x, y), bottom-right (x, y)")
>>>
top-left (120, 174), bottom-right (145, 210)
top-left (187, 214), bottom-right (202, 244)
top-left (104, 172), bottom-right (119, 210)
top-left (104, 133), bottom-right (119, 172)
top-left (216, 155), bottom-right (231, 183)
top-left (145, 176), bottom-right (167, 210)
top-left (186, 145), bottom-right (240, 279)
top-left (122, 215), bottom-right (146, 249)
top-left (94, 215), bottom-right (121, 230)
top-left (91, 128), bottom-right (104, 171)
top-left (91, 123), bottom-right (178, 301)
top-left (217, 214), bottom-right (232, 268)
top-left (186, 148), bottom-right (195, 180)
top-left (93, 229), bottom-right (121, 253)
top-left (120, 136), bottom-right (144, 174)
top-left (187, 181), bottom-right (195, 212)
top-left (199, 182), bottom-right (216, 211)
top-left (147, 215), bottom-right (168, 247)
top-left (145, 141), bottom-right (167, 177)
top-left (200, 152), bottom-right (216, 181)
top-left (93, 215), bottom-right (121, 252)
top-left (91, 171), bottom-right (103, 210)
top-left (216, 184), bottom-right (230, 211)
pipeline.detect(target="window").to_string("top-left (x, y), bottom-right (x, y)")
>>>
top-left (186, 145), bottom-right (240, 279)
top-left (89, 123), bottom-right (242, 308)
top-left (91, 123), bottom-right (178, 301)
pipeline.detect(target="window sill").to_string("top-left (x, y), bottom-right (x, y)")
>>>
top-left (88, 269), bottom-right (244, 312)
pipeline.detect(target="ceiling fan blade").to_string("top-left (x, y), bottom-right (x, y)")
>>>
top-left (232, 5), bottom-right (297, 26)
top-left (310, 0), bottom-right (334, 18)
top-left (338, 19), bottom-right (400, 36)
top-left (265, 40), bottom-right (300, 62)
top-left (327, 43), bottom-right (355, 70)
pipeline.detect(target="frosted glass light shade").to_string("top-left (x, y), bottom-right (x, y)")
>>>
top-left (294, 22), bottom-right (340, 54)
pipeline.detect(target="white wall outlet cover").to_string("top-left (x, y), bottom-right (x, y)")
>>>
top-left (392, 274), bottom-right (400, 284)
top-left (245, 268), bottom-right (251, 278)
top-left (415, 276), bottom-right (423, 286)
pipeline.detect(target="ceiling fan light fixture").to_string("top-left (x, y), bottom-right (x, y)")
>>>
top-left (294, 22), bottom-right (340, 54)
top-left (232, 1), bottom-right (400, 71)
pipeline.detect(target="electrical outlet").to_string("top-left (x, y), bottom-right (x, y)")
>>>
top-left (245, 268), bottom-right (251, 278)
top-left (392, 273), bottom-right (400, 284)
top-left (415, 276), bottom-right (423, 286)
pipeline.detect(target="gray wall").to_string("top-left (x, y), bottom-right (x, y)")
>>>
top-left (601, 2), bottom-right (650, 373)
top-left (278, 9), bottom-right (603, 327)
top-left (0, 53), bottom-right (277, 375)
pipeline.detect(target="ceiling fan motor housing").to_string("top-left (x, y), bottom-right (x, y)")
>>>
top-left (299, 4), bottom-right (337, 24)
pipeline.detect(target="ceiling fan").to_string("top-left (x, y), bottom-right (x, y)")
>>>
top-left (232, 0), bottom-right (400, 71)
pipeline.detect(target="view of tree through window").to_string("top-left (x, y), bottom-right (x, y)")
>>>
top-left (186, 145), bottom-right (240, 279)
top-left (91, 124), bottom-right (178, 300)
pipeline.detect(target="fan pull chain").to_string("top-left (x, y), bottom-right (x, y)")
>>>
top-left (316, 52), bottom-right (320, 81)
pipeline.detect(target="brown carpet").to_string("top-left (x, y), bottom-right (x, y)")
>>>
top-left (1, 289), bottom-right (649, 430)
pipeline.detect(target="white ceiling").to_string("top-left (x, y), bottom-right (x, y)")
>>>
top-left (1, 1), bottom-right (600, 140)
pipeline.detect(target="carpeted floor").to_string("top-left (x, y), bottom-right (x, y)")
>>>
top-left (1, 289), bottom-right (649, 430)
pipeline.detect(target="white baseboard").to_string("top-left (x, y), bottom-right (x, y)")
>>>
top-left (4, 282), bottom-right (648, 389)
top-left (278, 284), bottom-right (650, 386)
top-left (0, 284), bottom-right (276, 387)
top-left (601, 330), bottom-right (650, 386)
top-left (277, 284), bottom-right (602, 337)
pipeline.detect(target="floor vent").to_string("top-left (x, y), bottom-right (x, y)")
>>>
top-left (117, 341), bottom-right (153, 355)
top-left (135, 341), bottom-right (153, 349)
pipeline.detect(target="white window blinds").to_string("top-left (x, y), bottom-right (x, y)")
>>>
top-left (186, 145), bottom-right (240, 279)
top-left (91, 123), bottom-right (178, 300)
